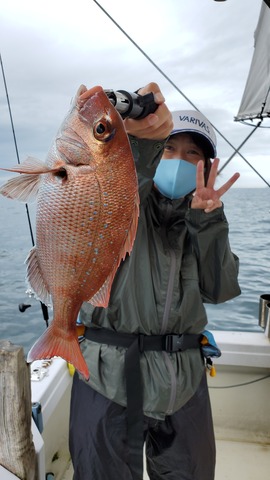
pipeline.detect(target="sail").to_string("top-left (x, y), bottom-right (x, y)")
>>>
top-left (235, 1), bottom-right (270, 122)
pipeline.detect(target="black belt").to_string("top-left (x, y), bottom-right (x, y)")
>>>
top-left (84, 327), bottom-right (201, 480)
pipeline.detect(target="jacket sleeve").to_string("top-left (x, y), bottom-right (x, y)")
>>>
top-left (128, 135), bottom-right (166, 202)
top-left (185, 204), bottom-right (241, 304)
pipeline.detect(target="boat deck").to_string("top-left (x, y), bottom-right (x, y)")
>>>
top-left (62, 438), bottom-right (270, 479)
top-left (42, 333), bottom-right (270, 480)
top-left (214, 439), bottom-right (270, 480)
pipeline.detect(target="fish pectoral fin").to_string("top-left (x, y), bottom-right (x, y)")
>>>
top-left (0, 156), bottom-right (55, 174)
top-left (27, 324), bottom-right (90, 380)
top-left (0, 157), bottom-right (62, 202)
top-left (25, 247), bottom-right (51, 305)
top-left (0, 172), bottom-right (41, 202)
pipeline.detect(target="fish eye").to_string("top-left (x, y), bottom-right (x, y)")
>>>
top-left (93, 118), bottom-right (115, 142)
top-left (96, 123), bottom-right (106, 135)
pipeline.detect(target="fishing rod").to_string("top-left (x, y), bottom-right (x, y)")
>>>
top-left (93, 0), bottom-right (270, 188)
top-left (0, 53), bottom-right (49, 328)
top-left (105, 89), bottom-right (158, 119)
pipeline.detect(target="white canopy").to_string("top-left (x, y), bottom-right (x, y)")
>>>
top-left (235, 1), bottom-right (270, 122)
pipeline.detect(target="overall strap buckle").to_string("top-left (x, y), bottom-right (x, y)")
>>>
top-left (164, 334), bottom-right (184, 352)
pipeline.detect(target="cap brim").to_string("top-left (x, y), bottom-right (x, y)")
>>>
top-left (170, 129), bottom-right (216, 158)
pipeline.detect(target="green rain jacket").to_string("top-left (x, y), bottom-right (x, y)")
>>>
top-left (80, 136), bottom-right (241, 419)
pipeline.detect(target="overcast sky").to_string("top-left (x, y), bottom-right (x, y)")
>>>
top-left (0, 0), bottom-right (269, 188)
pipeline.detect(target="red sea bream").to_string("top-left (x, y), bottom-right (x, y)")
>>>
top-left (0, 85), bottom-right (139, 379)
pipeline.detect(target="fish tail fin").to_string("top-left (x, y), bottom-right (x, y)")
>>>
top-left (27, 324), bottom-right (89, 380)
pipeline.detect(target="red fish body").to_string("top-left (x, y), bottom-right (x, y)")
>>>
top-left (0, 85), bottom-right (139, 379)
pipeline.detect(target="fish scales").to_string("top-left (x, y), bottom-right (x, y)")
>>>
top-left (0, 85), bottom-right (139, 379)
top-left (36, 169), bottom-right (135, 301)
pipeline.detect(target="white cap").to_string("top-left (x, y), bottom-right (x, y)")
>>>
top-left (170, 110), bottom-right (217, 158)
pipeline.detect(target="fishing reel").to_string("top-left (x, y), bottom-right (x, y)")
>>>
top-left (105, 89), bottom-right (158, 119)
top-left (19, 289), bottom-right (49, 327)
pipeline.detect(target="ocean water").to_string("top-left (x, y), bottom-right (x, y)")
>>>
top-left (0, 188), bottom-right (269, 355)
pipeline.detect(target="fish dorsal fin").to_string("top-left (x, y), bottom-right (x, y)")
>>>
top-left (89, 195), bottom-right (140, 308)
top-left (121, 192), bottom-right (140, 257)
top-left (25, 247), bottom-right (51, 306)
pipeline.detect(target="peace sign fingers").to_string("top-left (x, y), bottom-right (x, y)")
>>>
top-left (192, 158), bottom-right (240, 211)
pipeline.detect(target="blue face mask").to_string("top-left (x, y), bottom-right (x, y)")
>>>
top-left (153, 159), bottom-right (197, 200)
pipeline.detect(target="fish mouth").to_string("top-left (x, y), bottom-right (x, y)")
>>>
top-left (79, 85), bottom-right (104, 102)
top-left (77, 85), bottom-right (106, 114)
top-left (76, 85), bottom-right (106, 118)
top-left (77, 85), bottom-right (111, 120)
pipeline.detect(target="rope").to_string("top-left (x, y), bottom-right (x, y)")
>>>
top-left (209, 373), bottom-right (270, 389)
